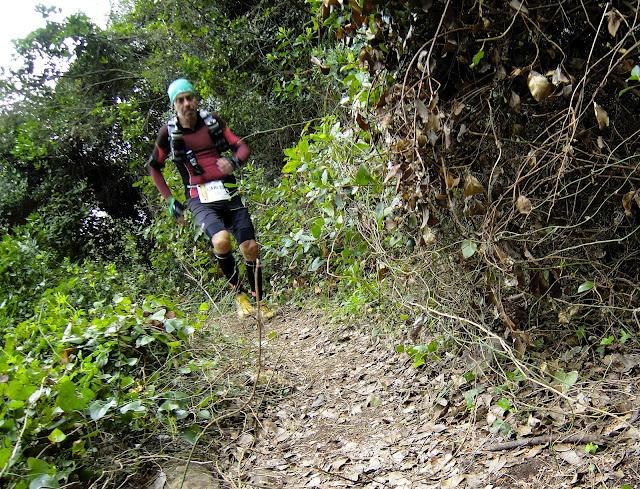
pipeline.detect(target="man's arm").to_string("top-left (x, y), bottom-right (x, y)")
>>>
top-left (224, 126), bottom-right (250, 167)
top-left (147, 126), bottom-right (173, 200)
top-left (148, 127), bottom-right (185, 221)
top-left (215, 116), bottom-right (250, 175)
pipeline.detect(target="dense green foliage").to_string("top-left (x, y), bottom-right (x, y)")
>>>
top-left (1, 0), bottom-right (639, 485)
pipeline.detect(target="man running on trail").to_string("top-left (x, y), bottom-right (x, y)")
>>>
top-left (147, 78), bottom-right (273, 319)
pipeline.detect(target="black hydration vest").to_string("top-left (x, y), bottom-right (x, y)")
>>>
top-left (167, 110), bottom-right (231, 174)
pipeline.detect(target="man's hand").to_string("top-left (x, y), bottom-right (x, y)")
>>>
top-left (217, 157), bottom-right (235, 175)
top-left (168, 197), bottom-right (186, 223)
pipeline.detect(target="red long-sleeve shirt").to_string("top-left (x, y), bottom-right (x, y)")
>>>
top-left (148, 113), bottom-right (249, 200)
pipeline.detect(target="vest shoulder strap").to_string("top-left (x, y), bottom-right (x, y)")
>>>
top-left (200, 110), bottom-right (230, 153)
top-left (167, 111), bottom-right (231, 156)
top-left (166, 116), bottom-right (185, 162)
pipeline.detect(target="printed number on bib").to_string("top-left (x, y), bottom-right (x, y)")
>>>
top-left (197, 180), bottom-right (231, 203)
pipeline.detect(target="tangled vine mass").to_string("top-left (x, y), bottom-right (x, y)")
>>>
top-left (329, 0), bottom-right (640, 344)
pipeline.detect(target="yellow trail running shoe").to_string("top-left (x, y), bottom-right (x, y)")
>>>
top-left (235, 293), bottom-right (255, 319)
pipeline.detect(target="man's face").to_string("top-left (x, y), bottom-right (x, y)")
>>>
top-left (173, 92), bottom-right (197, 119)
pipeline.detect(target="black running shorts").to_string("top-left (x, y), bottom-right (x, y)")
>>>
top-left (187, 194), bottom-right (256, 244)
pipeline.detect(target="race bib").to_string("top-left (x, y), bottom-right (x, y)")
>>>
top-left (197, 180), bottom-right (231, 203)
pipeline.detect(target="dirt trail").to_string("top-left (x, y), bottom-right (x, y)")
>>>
top-left (219, 308), bottom-right (639, 489)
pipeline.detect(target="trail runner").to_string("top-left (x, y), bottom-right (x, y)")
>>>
top-left (147, 78), bottom-right (273, 319)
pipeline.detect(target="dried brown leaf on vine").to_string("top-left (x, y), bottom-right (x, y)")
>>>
top-left (416, 99), bottom-right (430, 123)
top-left (356, 113), bottom-right (370, 131)
top-left (452, 101), bottom-right (465, 116)
top-left (509, 0), bottom-right (529, 14)
top-left (558, 305), bottom-right (579, 324)
top-left (417, 131), bottom-right (427, 147)
top-left (464, 175), bottom-right (484, 197)
top-left (422, 226), bottom-right (436, 245)
top-left (608, 9), bottom-right (623, 37)
top-left (392, 138), bottom-right (411, 153)
top-left (509, 91), bottom-right (521, 113)
top-left (384, 164), bottom-right (402, 183)
top-left (527, 71), bottom-right (552, 102)
top-left (322, 0), bottom-right (340, 18)
top-left (444, 170), bottom-right (460, 189)
top-left (493, 245), bottom-right (512, 267)
top-left (466, 199), bottom-right (486, 216)
top-left (516, 195), bottom-right (532, 215)
top-left (593, 102), bottom-right (609, 129)
top-left (377, 263), bottom-right (390, 280)
top-left (444, 123), bottom-right (452, 149)
top-left (622, 190), bottom-right (639, 216)
top-left (349, 0), bottom-right (368, 26)
top-left (457, 123), bottom-right (468, 142)
top-left (549, 66), bottom-right (570, 86)
top-left (311, 56), bottom-right (330, 74)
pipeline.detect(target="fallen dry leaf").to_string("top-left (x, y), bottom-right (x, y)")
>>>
top-left (516, 195), bottom-right (532, 215)
top-left (593, 102), bottom-right (609, 129)
top-left (557, 450), bottom-right (583, 466)
top-left (463, 175), bottom-right (484, 197)
top-left (441, 474), bottom-right (466, 488)
top-left (608, 9), bottom-right (623, 37)
top-left (528, 71), bottom-right (552, 101)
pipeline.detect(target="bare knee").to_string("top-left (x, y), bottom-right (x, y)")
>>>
top-left (211, 231), bottom-right (232, 254)
top-left (239, 239), bottom-right (259, 261)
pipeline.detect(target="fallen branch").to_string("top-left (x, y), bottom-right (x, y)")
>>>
top-left (485, 433), bottom-right (609, 452)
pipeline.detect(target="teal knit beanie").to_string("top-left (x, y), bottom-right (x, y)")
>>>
top-left (167, 78), bottom-right (195, 104)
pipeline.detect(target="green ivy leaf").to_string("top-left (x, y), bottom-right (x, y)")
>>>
top-left (308, 256), bottom-right (325, 272)
top-left (470, 48), bottom-right (485, 69)
top-left (182, 425), bottom-right (203, 445)
top-left (553, 370), bottom-right (578, 392)
top-left (461, 240), bottom-right (478, 259)
top-left (56, 380), bottom-right (89, 413)
top-left (490, 419), bottom-right (513, 435)
top-left (136, 335), bottom-right (155, 347)
top-left (29, 474), bottom-right (60, 489)
top-left (464, 388), bottom-right (481, 409)
top-left (197, 410), bottom-right (212, 420)
top-left (577, 281), bottom-right (594, 293)
top-left (584, 442), bottom-right (598, 454)
top-left (496, 397), bottom-right (512, 411)
top-left (628, 65), bottom-right (640, 81)
top-left (0, 447), bottom-right (12, 470)
top-left (27, 457), bottom-right (53, 475)
top-left (282, 157), bottom-right (302, 173)
top-left (354, 164), bottom-right (373, 186)
top-left (600, 335), bottom-right (615, 346)
top-left (310, 218), bottom-right (324, 239)
top-left (88, 398), bottom-right (116, 421)
top-left (463, 371), bottom-right (476, 383)
top-left (149, 309), bottom-right (167, 321)
top-left (619, 329), bottom-right (631, 343)
top-left (48, 428), bottom-right (66, 443)
top-left (164, 318), bottom-right (180, 333)
top-left (120, 401), bottom-right (146, 414)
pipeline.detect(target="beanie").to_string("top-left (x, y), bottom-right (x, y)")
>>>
top-left (167, 78), bottom-right (196, 104)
